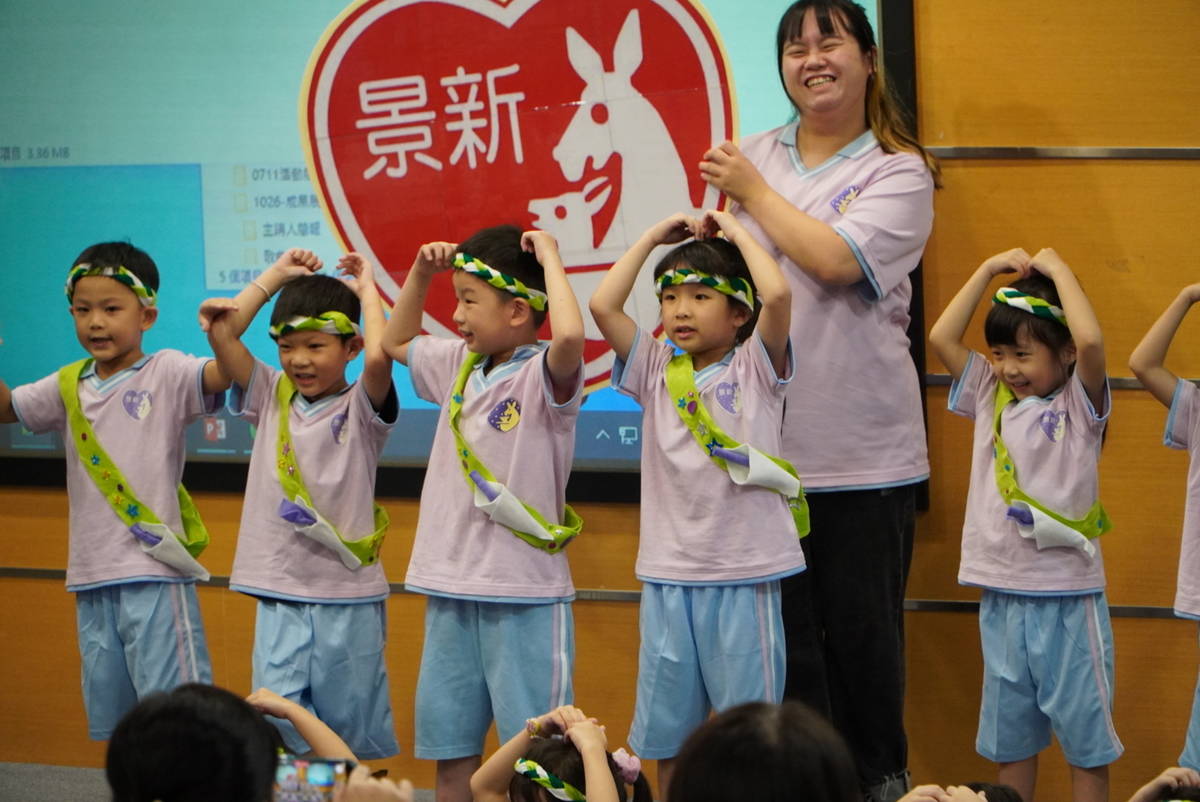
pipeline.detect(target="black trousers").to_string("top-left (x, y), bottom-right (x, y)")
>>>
top-left (781, 485), bottom-right (916, 788)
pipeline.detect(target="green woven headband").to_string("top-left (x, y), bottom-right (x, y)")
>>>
top-left (655, 267), bottom-right (755, 310)
top-left (992, 287), bottom-right (1066, 326)
top-left (514, 759), bottom-right (585, 802)
top-left (269, 311), bottom-right (361, 340)
top-left (65, 264), bottom-right (157, 308)
top-left (453, 253), bottom-right (549, 311)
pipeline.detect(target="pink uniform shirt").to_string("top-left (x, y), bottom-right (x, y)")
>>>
top-left (404, 337), bottom-right (580, 601)
top-left (733, 125), bottom-right (933, 489)
top-left (613, 329), bottom-right (806, 584)
top-left (950, 352), bottom-right (1109, 593)
top-left (1165, 378), bottom-right (1200, 618)
top-left (229, 359), bottom-right (391, 602)
top-left (11, 351), bottom-right (219, 589)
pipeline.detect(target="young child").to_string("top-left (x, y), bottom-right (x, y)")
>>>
top-left (1129, 283), bottom-right (1200, 773)
top-left (470, 705), bottom-right (651, 802)
top-left (588, 210), bottom-right (807, 790)
top-left (380, 226), bottom-right (585, 802)
top-left (107, 683), bottom-right (416, 802)
top-left (0, 241), bottom-right (225, 740)
top-left (667, 701), bottom-right (860, 802)
top-left (929, 247), bottom-right (1121, 802)
top-left (197, 248), bottom-right (399, 759)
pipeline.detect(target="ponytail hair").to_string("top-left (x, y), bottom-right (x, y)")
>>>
top-left (775, 0), bottom-right (941, 187)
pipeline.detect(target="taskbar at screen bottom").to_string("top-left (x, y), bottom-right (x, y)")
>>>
top-left (0, 408), bottom-right (647, 471)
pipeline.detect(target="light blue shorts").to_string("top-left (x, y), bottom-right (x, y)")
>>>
top-left (413, 597), bottom-right (574, 760)
top-left (76, 581), bottom-right (212, 740)
top-left (628, 581), bottom-right (784, 760)
top-left (1180, 626), bottom-right (1200, 770)
top-left (977, 590), bottom-right (1123, 767)
top-left (253, 599), bottom-right (398, 760)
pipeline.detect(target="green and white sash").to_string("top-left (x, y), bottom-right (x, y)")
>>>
top-left (664, 354), bottom-right (810, 537)
top-left (274, 376), bottom-right (387, 569)
top-left (57, 359), bottom-right (210, 579)
top-left (992, 381), bottom-right (1111, 557)
top-left (447, 353), bottom-right (581, 553)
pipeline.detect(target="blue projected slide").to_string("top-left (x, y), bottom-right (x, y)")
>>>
top-left (0, 0), bottom-right (877, 469)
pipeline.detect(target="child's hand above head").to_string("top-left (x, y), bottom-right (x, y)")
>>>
top-left (944, 787), bottom-right (986, 802)
top-left (1027, 247), bottom-right (1072, 280)
top-left (1128, 766), bottom-right (1200, 802)
top-left (411, 241), bottom-right (457, 276)
top-left (197, 297), bottom-right (240, 334)
top-left (337, 253), bottom-right (378, 299)
top-left (521, 230), bottom-right (561, 267)
top-left (563, 718), bottom-right (608, 755)
top-left (696, 208), bottom-right (750, 244)
top-left (979, 248), bottom-right (1031, 280)
top-left (268, 248), bottom-right (323, 283)
top-left (244, 687), bottom-right (297, 719)
top-left (643, 213), bottom-right (701, 248)
top-left (530, 705), bottom-right (591, 738)
top-left (898, 785), bottom-right (951, 802)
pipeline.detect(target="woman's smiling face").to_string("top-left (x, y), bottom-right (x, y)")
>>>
top-left (779, 8), bottom-right (874, 119)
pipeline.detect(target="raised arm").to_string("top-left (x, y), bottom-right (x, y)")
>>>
top-left (245, 688), bottom-right (356, 761)
top-left (198, 249), bottom-right (322, 391)
top-left (522, 230), bottom-right (583, 402)
top-left (380, 242), bottom-right (456, 366)
top-left (469, 706), bottom-right (586, 802)
top-left (1031, 248), bottom-right (1106, 410)
top-left (700, 141), bottom-right (862, 285)
top-left (1129, 284), bottom-right (1200, 408)
top-left (563, 720), bottom-right (619, 802)
top-left (929, 248), bottom-right (1031, 381)
top-left (589, 213), bottom-right (697, 363)
top-left (0, 379), bottom-right (15, 424)
top-left (701, 209), bottom-right (791, 377)
top-left (337, 253), bottom-right (393, 410)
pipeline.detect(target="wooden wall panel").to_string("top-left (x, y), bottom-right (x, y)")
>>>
top-left (914, 0), bottom-right (1200, 148)
top-left (922, 160), bottom-right (1200, 379)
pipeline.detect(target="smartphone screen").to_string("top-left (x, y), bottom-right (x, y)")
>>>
top-left (273, 753), bottom-right (353, 802)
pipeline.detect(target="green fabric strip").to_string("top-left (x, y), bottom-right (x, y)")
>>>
top-left (992, 381), bottom-right (1111, 539)
top-left (453, 253), bottom-right (549, 311)
top-left (447, 353), bottom-right (581, 552)
top-left (274, 376), bottom-right (387, 566)
top-left (992, 287), bottom-right (1066, 326)
top-left (56, 359), bottom-right (207, 556)
top-left (269, 311), bottom-right (361, 340)
top-left (655, 267), bottom-right (755, 310)
top-left (663, 353), bottom-right (809, 537)
top-left (64, 264), bottom-right (157, 307)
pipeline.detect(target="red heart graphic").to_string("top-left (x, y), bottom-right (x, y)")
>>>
top-left (302, 0), bottom-right (734, 391)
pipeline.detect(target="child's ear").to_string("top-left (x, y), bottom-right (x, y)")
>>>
top-left (1059, 340), bottom-right (1077, 368)
top-left (345, 334), bottom-right (364, 361)
top-left (140, 307), bottom-right (159, 331)
top-left (508, 297), bottom-right (532, 329)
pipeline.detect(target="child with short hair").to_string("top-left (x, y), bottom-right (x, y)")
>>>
top-left (929, 248), bottom-right (1121, 802)
top-left (588, 210), bottom-right (807, 791)
top-left (381, 226), bottom-right (585, 802)
top-left (1129, 284), bottom-right (1200, 774)
top-left (0, 241), bottom-right (225, 740)
top-left (198, 248), bottom-right (399, 759)
top-left (668, 701), bottom-right (859, 802)
top-left (470, 705), bottom-right (652, 802)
